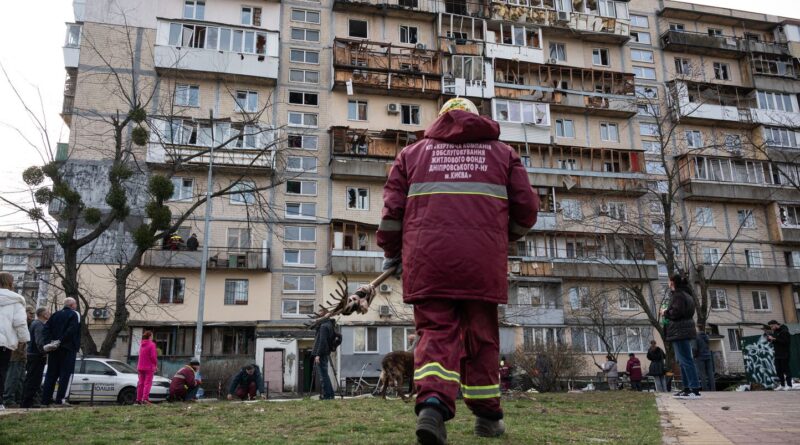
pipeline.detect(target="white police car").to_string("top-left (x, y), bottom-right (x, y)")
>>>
top-left (46, 357), bottom-right (171, 404)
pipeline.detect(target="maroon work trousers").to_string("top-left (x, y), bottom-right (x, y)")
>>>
top-left (234, 381), bottom-right (257, 400)
top-left (413, 299), bottom-right (502, 421)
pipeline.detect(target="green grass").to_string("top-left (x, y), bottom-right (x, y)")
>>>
top-left (0, 392), bottom-right (660, 444)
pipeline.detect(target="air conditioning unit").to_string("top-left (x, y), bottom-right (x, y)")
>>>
top-left (93, 308), bottom-right (109, 319)
top-left (415, 43), bottom-right (427, 50)
top-left (599, 204), bottom-right (609, 215)
top-left (557, 11), bottom-right (570, 21)
top-left (379, 283), bottom-right (392, 293)
top-left (387, 103), bottom-right (400, 114)
top-left (547, 58), bottom-right (558, 64)
top-left (379, 305), bottom-right (391, 316)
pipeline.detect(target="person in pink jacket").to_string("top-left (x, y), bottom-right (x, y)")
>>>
top-left (136, 331), bottom-right (158, 405)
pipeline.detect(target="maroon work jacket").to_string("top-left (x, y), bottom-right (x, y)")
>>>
top-left (626, 357), bottom-right (643, 381)
top-left (377, 110), bottom-right (539, 304)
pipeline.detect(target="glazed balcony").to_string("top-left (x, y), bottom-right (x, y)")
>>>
top-left (153, 19), bottom-right (279, 82)
top-left (333, 0), bottom-right (438, 20)
top-left (64, 23), bottom-right (81, 68)
top-left (140, 246), bottom-right (270, 271)
top-left (750, 55), bottom-right (800, 93)
top-left (329, 127), bottom-right (416, 180)
top-left (329, 221), bottom-right (384, 274)
top-left (333, 39), bottom-right (441, 99)
top-left (678, 155), bottom-right (799, 203)
top-left (776, 205), bottom-right (800, 244)
top-left (491, 99), bottom-right (551, 144)
top-left (668, 81), bottom-right (758, 129)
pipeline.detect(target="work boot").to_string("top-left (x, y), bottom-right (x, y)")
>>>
top-left (416, 407), bottom-right (447, 445)
top-left (474, 417), bottom-right (506, 438)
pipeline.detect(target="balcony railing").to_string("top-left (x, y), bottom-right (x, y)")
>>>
top-left (489, 2), bottom-right (630, 42)
top-left (333, 0), bottom-right (439, 16)
top-left (695, 255), bottom-right (800, 284)
top-left (678, 155), bottom-right (800, 202)
top-left (140, 246), bottom-right (269, 271)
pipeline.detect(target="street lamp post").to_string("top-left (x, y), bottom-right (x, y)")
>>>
top-left (193, 109), bottom-right (216, 362)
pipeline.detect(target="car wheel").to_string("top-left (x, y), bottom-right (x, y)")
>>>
top-left (118, 387), bottom-right (136, 405)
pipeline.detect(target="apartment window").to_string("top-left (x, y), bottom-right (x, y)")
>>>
top-left (285, 226), bottom-right (316, 242)
top-left (765, 127), bottom-right (797, 148)
top-left (169, 177), bottom-right (193, 201)
top-left (515, 286), bottom-right (542, 306)
top-left (645, 161), bottom-right (665, 175)
top-left (289, 69), bottom-right (320, 84)
top-left (592, 48), bottom-right (610, 66)
top-left (630, 31), bottom-right (651, 44)
top-left (702, 247), bottom-right (721, 265)
top-left (708, 28), bottom-right (723, 37)
top-left (288, 91), bottom-right (319, 106)
top-left (288, 112), bottom-right (318, 128)
top-left (400, 26), bottom-right (419, 44)
top-left (600, 123), bottom-right (619, 142)
top-left (728, 328), bottom-right (741, 351)
top-left (291, 27), bottom-right (320, 42)
top-left (569, 287), bottom-right (589, 309)
top-left (557, 159), bottom-right (577, 170)
top-left (787, 251), bottom-right (800, 268)
top-left (635, 85), bottom-right (658, 99)
top-left (561, 199), bottom-right (583, 220)
top-left (288, 134), bottom-right (318, 150)
top-left (745, 249), bottom-right (763, 268)
top-left (401, 105), bottom-right (420, 125)
top-left (669, 23), bottom-right (685, 32)
top-left (548, 43), bottom-right (566, 62)
top-left (737, 210), bottom-right (755, 229)
top-left (291, 9), bottom-right (320, 24)
top-left (66, 24), bottom-right (82, 47)
top-left (284, 249), bottom-right (315, 267)
top-left (346, 187), bottom-right (369, 210)
top-left (391, 327), bottom-right (416, 352)
top-left (555, 119), bottom-right (575, 138)
top-left (349, 19), bottom-right (368, 39)
top-left (744, 32), bottom-right (761, 42)
top-left (674, 57), bottom-right (692, 75)
top-left (286, 202), bottom-right (316, 219)
top-left (290, 49), bottom-right (319, 64)
top-left (235, 90), bottom-right (258, 112)
top-left (637, 104), bottom-right (658, 117)
top-left (494, 100), bottom-right (550, 125)
top-left (282, 300), bottom-right (315, 317)
top-left (708, 289), bottom-right (728, 310)
top-left (450, 55), bottom-right (483, 81)
top-left (598, 0), bottom-right (629, 19)
top-left (286, 180), bottom-right (317, 196)
top-left (607, 202), bottom-right (627, 221)
top-left (630, 14), bottom-right (648, 28)
top-left (695, 207), bottom-right (714, 227)
top-left (175, 84), bottom-right (200, 107)
top-left (633, 66), bottom-right (656, 80)
top-left (752, 291), bottom-right (770, 310)
top-left (283, 275), bottom-right (315, 293)
top-left (725, 134), bottom-right (742, 152)
top-left (183, 1), bottom-right (205, 20)
top-left (642, 141), bottom-right (661, 154)
top-left (354, 327), bottom-right (378, 353)
top-left (230, 181), bottom-right (256, 204)
top-left (348, 100), bottom-right (368, 121)
top-left (224, 279), bottom-right (249, 305)
top-left (686, 130), bottom-right (703, 148)
top-left (713, 63), bottom-right (731, 81)
top-left (159, 278), bottom-right (185, 304)
top-left (631, 49), bottom-right (654, 63)
top-left (241, 7), bottom-right (253, 25)
top-left (618, 290), bottom-right (637, 310)
top-left (286, 156), bottom-right (316, 172)
top-left (757, 91), bottom-right (795, 112)
top-left (227, 228), bottom-right (250, 250)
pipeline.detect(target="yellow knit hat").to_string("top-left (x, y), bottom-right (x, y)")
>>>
top-left (438, 97), bottom-right (479, 117)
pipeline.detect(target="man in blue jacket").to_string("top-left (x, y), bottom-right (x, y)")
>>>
top-left (227, 364), bottom-right (265, 400)
top-left (41, 298), bottom-right (81, 406)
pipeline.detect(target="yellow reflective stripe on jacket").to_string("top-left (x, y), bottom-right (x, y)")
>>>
top-left (378, 219), bottom-right (403, 231)
top-left (414, 362), bottom-right (461, 383)
top-left (408, 182), bottom-right (508, 200)
top-left (461, 384), bottom-right (501, 399)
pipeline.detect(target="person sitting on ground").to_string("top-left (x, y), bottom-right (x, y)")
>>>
top-left (186, 234), bottom-right (199, 251)
top-left (227, 364), bottom-right (265, 400)
top-left (169, 359), bottom-right (201, 402)
top-left (626, 353), bottom-right (643, 391)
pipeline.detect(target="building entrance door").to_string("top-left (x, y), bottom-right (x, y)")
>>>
top-left (263, 349), bottom-right (284, 394)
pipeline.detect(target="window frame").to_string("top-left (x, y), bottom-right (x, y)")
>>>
top-left (282, 275), bottom-right (316, 294)
top-left (737, 209), bottom-right (756, 229)
top-left (284, 226), bottom-right (316, 243)
top-left (290, 8), bottom-right (321, 24)
top-left (287, 111), bottom-right (319, 128)
top-left (349, 19), bottom-right (369, 39)
top-left (288, 90), bottom-right (319, 107)
top-left (399, 25), bottom-right (419, 44)
top-left (727, 328), bottom-right (741, 351)
top-left (290, 27), bottom-right (320, 43)
top-left (713, 62), bottom-right (731, 81)
top-left (169, 177), bottom-right (194, 202)
top-left (175, 84), bottom-right (200, 107)
top-left (631, 49), bottom-right (654, 63)
top-left (347, 100), bottom-right (369, 121)
top-left (555, 119), bottom-right (575, 138)
top-left (709, 288), bottom-right (728, 310)
top-left (600, 122), bottom-right (619, 142)
top-left (286, 155), bottom-right (317, 173)
top-left (234, 90), bottom-right (259, 113)
top-left (230, 181), bottom-right (256, 205)
top-left (281, 299), bottom-right (316, 317)
top-left (353, 326), bottom-right (379, 353)
top-left (286, 202), bottom-right (316, 220)
top-left (224, 279), bottom-right (249, 305)
top-left (289, 48), bottom-right (320, 65)
top-left (283, 249), bottom-right (316, 267)
top-left (159, 277), bottom-right (185, 304)
top-left (630, 31), bottom-right (651, 44)
top-left (592, 48), bottom-right (610, 67)
top-left (286, 180), bottom-right (318, 196)
top-left (288, 69), bottom-right (320, 84)
top-left (400, 104), bottom-right (421, 125)
top-left (633, 66), bottom-right (656, 79)
top-left (346, 186), bottom-right (369, 210)
top-left (630, 14), bottom-right (648, 28)
top-left (695, 206), bottom-right (715, 227)
top-left (288, 134), bottom-right (318, 150)
top-left (548, 42), bottom-right (567, 62)
top-left (752, 290), bottom-right (770, 311)
top-left (183, 1), bottom-right (205, 20)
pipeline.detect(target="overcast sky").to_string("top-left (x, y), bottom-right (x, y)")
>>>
top-left (1, 0), bottom-right (799, 231)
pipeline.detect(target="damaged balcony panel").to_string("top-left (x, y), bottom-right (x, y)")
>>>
top-left (333, 0), bottom-right (440, 19)
top-left (329, 127), bottom-right (414, 180)
top-left (490, 2), bottom-right (630, 44)
top-left (329, 220), bottom-right (384, 274)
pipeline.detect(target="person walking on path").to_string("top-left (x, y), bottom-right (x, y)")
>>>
top-left (693, 324), bottom-right (715, 392)
top-left (136, 330), bottom-right (158, 405)
top-left (626, 353), bottom-right (643, 391)
top-left (377, 97), bottom-right (539, 445)
top-left (41, 297), bottom-right (81, 407)
top-left (0, 272), bottom-right (31, 411)
top-left (646, 340), bottom-right (667, 392)
top-left (663, 273), bottom-right (701, 399)
top-left (311, 318), bottom-right (337, 400)
top-left (3, 305), bottom-right (34, 407)
top-left (766, 320), bottom-right (792, 390)
top-left (602, 355), bottom-right (619, 391)
top-left (21, 307), bottom-right (50, 408)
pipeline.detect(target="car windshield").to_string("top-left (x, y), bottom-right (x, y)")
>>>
top-left (106, 360), bottom-right (137, 374)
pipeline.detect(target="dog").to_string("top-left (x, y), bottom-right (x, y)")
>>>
top-left (375, 350), bottom-right (415, 401)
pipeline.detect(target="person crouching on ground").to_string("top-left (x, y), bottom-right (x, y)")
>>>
top-left (169, 359), bottom-right (201, 402)
top-left (136, 330), bottom-right (158, 405)
top-left (228, 364), bottom-right (265, 400)
top-left (766, 320), bottom-right (792, 390)
top-left (663, 273), bottom-right (702, 399)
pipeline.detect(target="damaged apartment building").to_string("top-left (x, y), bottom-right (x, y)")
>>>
top-left (53, 0), bottom-right (800, 394)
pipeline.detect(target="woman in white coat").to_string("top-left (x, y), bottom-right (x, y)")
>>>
top-left (0, 272), bottom-right (31, 410)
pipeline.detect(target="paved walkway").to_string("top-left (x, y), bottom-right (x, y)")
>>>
top-left (658, 391), bottom-right (800, 445)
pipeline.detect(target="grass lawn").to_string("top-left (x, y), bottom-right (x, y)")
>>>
top-left (0, 392), bottom-right (660, 444)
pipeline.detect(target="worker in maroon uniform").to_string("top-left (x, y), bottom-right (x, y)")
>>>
top-left (169, 359), bottom-right (201, 401)
top-left (377, 97), bottom-right (539, 445)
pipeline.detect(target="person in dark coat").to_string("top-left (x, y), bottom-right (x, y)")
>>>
top-left (227, 364), bottom-right (264, 400)
top-left (662, 274), bottom-right (701, 399)
top-left (311, 318), bottom-right (336, 400)
top-left (169, 359), bottom-right (201, 401)
top-left (186, 234), bottom-right (199, 251)
top-left (693, 324), bottom-right (715, 392)
top-left (21, 308), bottom-right (50, 408)
top-left (626, 353), bottom-right (643, 391)
top-left (767, 320), bottom-right (792, 390)
top-left (646, 340), bottom-right (667, 392)
top-left (41, 298), bottom-right (81, 406)
top-left (376, 98), bottom-right (539, 444)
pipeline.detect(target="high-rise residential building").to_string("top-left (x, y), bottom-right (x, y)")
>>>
top-left (0, 231), bottom-right (55, 306)
top-left (53, 0), bottom-right (800, 393)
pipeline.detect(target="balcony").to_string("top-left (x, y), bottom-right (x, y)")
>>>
top-left (329, 127), bottom-right (414, 180)
top-left (491, 99), bottom-right (550, 144)
top-left (140, 247), bottom-right (270, 271)
top-left (668, 81), bottom-right (758, 129)
top-left (751, 55), bottom-right (800, 93)
top-left (777, 205), bottom-right (800, 243)
top-left (333, 0), bottom-right (437, 19)
top-left (660, 30), bottom-right (788, 59)
top-left (153, 20), bottom-right (279, 82)
top-left (489, 2), bottom-right (630, 44)
top-left (699, 258), bottom-right (800, 284)
top-left (678, 155), bottom-right (799, 203)
top-left (333, 39), bottom-right (442, 99)
top-left (330, 221), bottom-right (384, 274)
top-left (64, 24), bottom-right (81, 68)
top-left (504, 282), bottom-right (563, 325)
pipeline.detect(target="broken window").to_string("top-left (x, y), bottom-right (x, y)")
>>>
top-left (347, 187), bottom-right (369, 210)
top-left (592, 48), bottom-right (610, 66)
top-left (400, 25), bottom-right (418, 44)
top-left (401, 105), bottom-right (420, 125)
top-left (349, 19), bottom-right (368, 39)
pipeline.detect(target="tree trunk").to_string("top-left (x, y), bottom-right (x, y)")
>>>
top-left (98, 268), bottom-right (132, 357)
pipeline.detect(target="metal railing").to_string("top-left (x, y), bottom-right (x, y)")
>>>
top-left (140, 246), bottom-right (270, 270)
